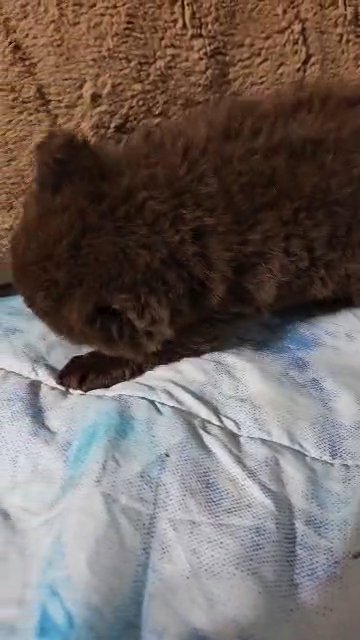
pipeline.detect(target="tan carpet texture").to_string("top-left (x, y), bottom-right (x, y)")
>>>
top-left (1, 0), bottom-right (360, 275)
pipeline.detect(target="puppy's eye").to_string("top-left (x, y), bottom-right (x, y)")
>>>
top-left (91, 305), bottom-right (123, 341)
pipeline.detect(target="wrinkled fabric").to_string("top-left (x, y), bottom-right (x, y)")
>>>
top-left (0, 296), bottom-right (360, 640)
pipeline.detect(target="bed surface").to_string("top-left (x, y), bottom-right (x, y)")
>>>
top-left (1, 296), bottom-right (360, 639)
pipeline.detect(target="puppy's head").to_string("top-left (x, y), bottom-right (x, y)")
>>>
top-left (11, 129), bottom-right (172, 358)
top-left (11, 130), bottom-right (105, 343)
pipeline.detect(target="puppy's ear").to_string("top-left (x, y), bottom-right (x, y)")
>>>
top-left (34, 129), bottom-right (100, 195)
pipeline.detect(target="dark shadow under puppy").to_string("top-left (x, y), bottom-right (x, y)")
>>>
top-left (11, 84), bottom-right (360, 390)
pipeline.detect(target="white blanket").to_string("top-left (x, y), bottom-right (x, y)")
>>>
top-left (1, 296), bottom-right (360, 639)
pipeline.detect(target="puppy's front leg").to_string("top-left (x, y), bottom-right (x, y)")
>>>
top-left (57, 316), bottom-right (229, 392)
top-left (57, 351), bottom-right (147, 392)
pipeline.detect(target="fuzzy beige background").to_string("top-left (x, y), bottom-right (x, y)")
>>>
top-left (1, 0), bottom-right (359, 281)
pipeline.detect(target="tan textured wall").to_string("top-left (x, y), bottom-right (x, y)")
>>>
top-left (1, 0), bottom-right (360, 272)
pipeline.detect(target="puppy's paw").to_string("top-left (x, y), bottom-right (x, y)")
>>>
top-left (57, 351), bottom-right (133, 392)
top-left (57, 355), bottom-right (101, 392)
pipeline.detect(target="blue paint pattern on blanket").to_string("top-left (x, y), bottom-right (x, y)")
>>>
top-left (36, 586), bottom-right (75, 640)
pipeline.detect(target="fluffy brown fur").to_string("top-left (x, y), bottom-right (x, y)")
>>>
top-left (11, 84), bottom-right (360, 391)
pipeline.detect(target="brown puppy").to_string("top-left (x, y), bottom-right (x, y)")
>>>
top-left (11, 84), bottom-right (360, 391)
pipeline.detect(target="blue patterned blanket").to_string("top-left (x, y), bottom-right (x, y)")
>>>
top-left (1, 296), bottom-right (360, 640)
